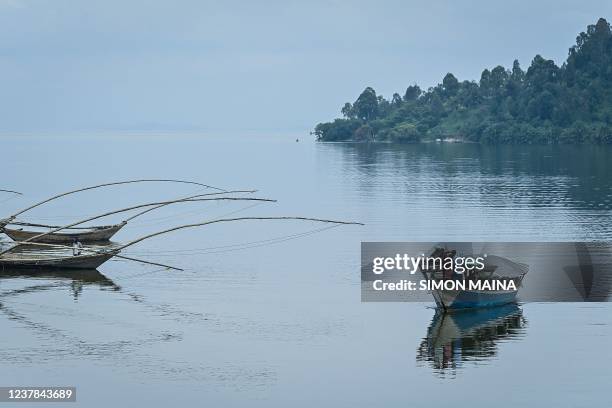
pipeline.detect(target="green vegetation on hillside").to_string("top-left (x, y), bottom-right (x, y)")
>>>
top-left (315, 18), bottom-right (612, 144)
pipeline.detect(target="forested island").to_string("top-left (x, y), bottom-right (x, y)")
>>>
top-left (315, 18), bottom-right (612, 144)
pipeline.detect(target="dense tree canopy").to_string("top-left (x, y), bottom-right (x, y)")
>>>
top-left (315, 18), bottom-right (612, 144)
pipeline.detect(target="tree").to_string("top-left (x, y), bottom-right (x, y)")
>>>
top-left (511, 60), bottom-right (525, 82)
top-left (404, 85), bottom-right (422, 101)
top-left (377, 95), bottom-right (391, 117)
top-left (388, 123), bottom-right (422, 143)
top-left (526, 55), bottom-right (559, 90)
top-left (341, 103), bottom-right (354, 118)
top-left (479, 69), bottom-right (491, 93)
top-left (354, 124), bottom-right (374, 141)
top-left (489, 66), bottom-right (509, 94)
top-left (353, 87), bottom-right (379, 121)
top-left (314, 119), bottom-right (361, 141)
top-left (457, 81), bottom-right (481, 107)
top-left (442, 73), bottom-right (459, 95)
top-left (391, 93), bottom-right (403, 106)
top-left (314, 18), bottom-right (612, 145)
top-left (527, 90), bottom-right (555, 119)
top-left (429, 93), bottom-right (444, 118)
top-left (507, 60), bottom-right (524, 97)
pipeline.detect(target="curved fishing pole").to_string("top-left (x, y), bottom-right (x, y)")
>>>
top-left (114, 217), bottom-right (364, 251)
top-left (8, 190), bottom-right (257, 229)
top-left (122, 190), bottom-right (256, 222)
top-left (0, 197), bottom-right (277, 255)
top-left (0, 189), bottom-right (22, 195)
top-left (3, 179), bottom-right (227, 222)
top-left (124, 223), bottom-right (343, 257)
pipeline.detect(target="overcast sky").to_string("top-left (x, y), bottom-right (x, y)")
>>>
top-left (1, 0), bottom-right (611, 134)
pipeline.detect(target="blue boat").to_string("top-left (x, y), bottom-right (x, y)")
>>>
top-left (421, 247), bottom-right (528, 310)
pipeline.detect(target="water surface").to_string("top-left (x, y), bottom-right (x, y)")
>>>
top-left (1, 135), bottom-right (611, 407)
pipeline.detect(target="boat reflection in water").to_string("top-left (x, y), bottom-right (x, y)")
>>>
top-left (0, 267), bottom-right (120, 300)
top-left (417, 304), bottom-right (527, 375)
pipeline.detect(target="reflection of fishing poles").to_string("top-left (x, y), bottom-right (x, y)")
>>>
top-left (0, 275), bottom-right (182, 357)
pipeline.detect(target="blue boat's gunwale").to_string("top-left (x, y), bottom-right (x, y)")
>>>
top-left (434, 289), bottom-right (519, 310)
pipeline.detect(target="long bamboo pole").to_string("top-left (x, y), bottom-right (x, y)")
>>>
top-left (0, 197), bottom-right (276, 255)
top-left (4, 178), bottom-right (226, 221)
top-left (115, 217), bottom-right (364, 251)
top-left (123, 190), bottom-right (256, 222)
top-left (0, 189), bottom-right (22, 195)
top-left (112, 254), bottom-right (184, 271)
top-left (6, 190), bottom-right (257, 229)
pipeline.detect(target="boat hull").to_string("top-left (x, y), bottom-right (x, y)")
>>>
top-left (0, 253), bottom-right (114, 269)
top-left (2, 224), bottom-right (123, 243)
top-left (432, 288), bottom-right (519, 310)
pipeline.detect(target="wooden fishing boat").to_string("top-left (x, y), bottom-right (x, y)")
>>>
top-left (420, 247), bottom-right (528, 310)
top-left (2, 222), bottom-right (125, 243)
top-left (0, 250), bottom-right (115, 269)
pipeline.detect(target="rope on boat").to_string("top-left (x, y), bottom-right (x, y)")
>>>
top-left (6, 178), bottom-right (227, 220)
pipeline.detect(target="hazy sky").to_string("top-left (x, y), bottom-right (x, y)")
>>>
top-left (1, 0), bottom-right (611, 134)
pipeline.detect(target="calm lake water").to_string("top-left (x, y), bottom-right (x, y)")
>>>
top-left (1, 135), bottom-right (611, 407)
